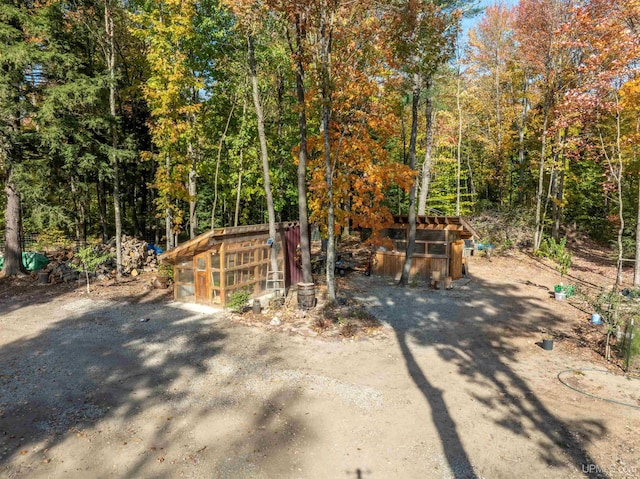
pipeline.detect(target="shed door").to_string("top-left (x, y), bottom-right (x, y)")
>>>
top-left (449, 240), bottom-right (464, 280)
top-left (195, 253), bottom-right (209, 304)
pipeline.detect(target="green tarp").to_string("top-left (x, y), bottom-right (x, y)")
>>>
top-left (0, 252), bottom-right (50, 271)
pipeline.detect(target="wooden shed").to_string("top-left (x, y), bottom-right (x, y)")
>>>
top-left (372, 215), bottom-right (478, 281)
top-left (159, 222), bottom-right (301, 307)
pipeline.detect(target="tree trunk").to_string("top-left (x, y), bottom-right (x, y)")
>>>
top-left (294, 15), bottom-right (313, 284)
top-left (517, 85), bottom-right (528, 204)
top-left (549, 165), bottom-right (558, 240)
top-left (234, 147), bottom-right (243, 227)
top-left (97, 178), bottom-right (108, 244)
top-left (165, 154), bottom-right (174, 250)
top-left (466, 152), bottom-right (476, 196)
top-left (188, 140), bottom-right (197, 239)
top-left (234, 96), bottom-right (247, 228)
top-left (615, 119), bottom-right (625, 287)
top-left (399, 73), bottom-right (421, 286)
top-left (495, 45), bottom-right (503, 205)
top-left (1, 170), bottom-right (25, 277)
top-left (633, 115), bottom-right (640, 287)
top-left (71, 177), bottom-right (80, 240)
top-left (533, 102), bottom-right (550, 253)
top-left (455, 65), bottom-right (463, 216)
top-left (211, 99), bottom-right (235, 229)
top-left (248, 33), bottom-right (279, 279)
top-left (319, 8), bottom-right (336, 301)
top-left (552, 130), bottom-right (567, 240)
top-left (635, 173), bottom-right (640, 286)
top-left (418, 77), bottom-right (434, 216)
top-left (105, 1), bottom-right (122, 275)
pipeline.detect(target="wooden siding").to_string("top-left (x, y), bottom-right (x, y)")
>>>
top-left (449, 240), bottom-right (464, 280)
top-left (171, 228), bottom-right (295, 308)
top-left (373, 251), bottom-right (448, 281)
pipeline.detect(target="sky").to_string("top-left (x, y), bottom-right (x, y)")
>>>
top-left (460, 0), bottom-right (519, 42)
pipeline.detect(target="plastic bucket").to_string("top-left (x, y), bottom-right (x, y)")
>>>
top-left (297, 283), bottom-right (316, 310)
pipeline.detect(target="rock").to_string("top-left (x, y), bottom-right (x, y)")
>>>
top-left (130, 269), bottom-right (139, 277)
top-left (270, 317), bottom-right (281, 326)
top-left (152, 277), bottom-right (170, 289)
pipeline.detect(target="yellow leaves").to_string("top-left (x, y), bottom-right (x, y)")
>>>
top-left (620, 78), bottom-right (640, 112)
top-left (222, 0), bottom-right (268, 31)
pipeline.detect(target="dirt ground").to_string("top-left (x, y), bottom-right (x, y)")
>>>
top-left (1, 244), bottom-right (639, 479)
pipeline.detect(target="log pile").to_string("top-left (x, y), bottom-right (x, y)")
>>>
top-left (39, 236), bottom-right (160, 284)
top-left (42, 250), bottom-right (80, 283)
top-left (111, 235), bottom-right (160, 276)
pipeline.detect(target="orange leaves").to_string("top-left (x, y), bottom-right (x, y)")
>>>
top-left (222, 0), bottom-right (268, 32)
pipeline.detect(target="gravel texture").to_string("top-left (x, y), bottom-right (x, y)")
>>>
top-left (1, 255), bottom-right (639, 478)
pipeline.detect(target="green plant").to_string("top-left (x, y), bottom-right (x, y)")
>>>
top-left (33, 229), bottom-right (75, 251)
top-left (70, 246), bottom-right (113, 294)
top-left (228, 289), bottom-right (252, 313)
top-left (554, 284), bottom-right (575, 297)
top-left (157, 263), bottom-right (174, 281)
top-left (591, 288), bottom-right (622, 361)
top-left (502, 237), bottom-right (514, 249)
top-left (629, 328), bottom-right (640, 357)
top-left (537, 237), bottom-right (572, 278)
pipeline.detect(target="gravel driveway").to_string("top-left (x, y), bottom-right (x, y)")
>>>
top-left (1, 259), bottom-right (638, 478)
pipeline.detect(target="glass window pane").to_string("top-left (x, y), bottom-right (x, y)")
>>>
top-left (177, 269), bottom-right (194, 283)
top-left (177, 284), bottom-right (194, 298)
top-left (258, 264), bottom-right (268, 279)
top-left (226, 271), bottom-right (235, 286)
top-left (416, 229), bottom-right (444, 241)
top-left (211, 271), bottom-right (220, 287)
top-left (196, 257), bottom-right (206, 271)
top-left (427, 243), bottom-right (447, 255)
top-left (210, 253), bottom-right (220, 269)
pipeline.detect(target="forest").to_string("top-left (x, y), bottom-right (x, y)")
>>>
top-left (1, 0), bottom-right (639, 293)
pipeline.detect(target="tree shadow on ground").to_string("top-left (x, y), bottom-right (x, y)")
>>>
top-left (356, 272), bottom-right (609, 479)
top-left (0, 290), bottom-right (307, 478)
top-left (0, 274), bottom-right (168, 316)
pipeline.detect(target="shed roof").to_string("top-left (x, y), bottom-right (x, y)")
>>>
top-left (392, 215), bottom-right (479, 240)
top-left (159, 222), bottom-right (299, 265)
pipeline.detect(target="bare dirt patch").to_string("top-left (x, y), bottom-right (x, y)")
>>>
top-left (1, 246), bottom-right (639, 479)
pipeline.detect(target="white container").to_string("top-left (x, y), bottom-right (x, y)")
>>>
top-left (554, 291), bottom-right (566, 301)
